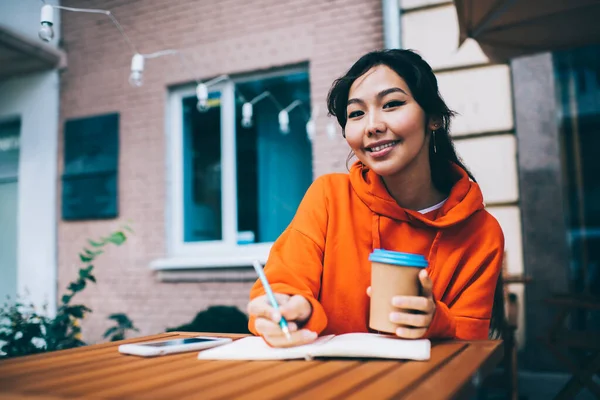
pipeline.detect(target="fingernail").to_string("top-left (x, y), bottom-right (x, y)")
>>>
top-left (304, 331), bottom-right (317, 340)
top-left (389, 312), bottom-right (400, 323)
top-left (271, 311), bottom-right (281, 321)
top-left (288, 322), bottom-right (298, 332)
top-left (396, 327), bottom-right (406, 336)
top-left (392, 297), bottom-right (404, 307)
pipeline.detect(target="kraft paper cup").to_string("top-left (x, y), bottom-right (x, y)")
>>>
top-left (369, 249), bottom-right (428, 334)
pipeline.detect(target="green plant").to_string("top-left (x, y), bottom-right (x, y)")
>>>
top-left (103, 313), bottom-right (139, 341)
top-left (0, 226), bottom-right (137, 358)
top-left (0, 298), bottom-right (50, 357)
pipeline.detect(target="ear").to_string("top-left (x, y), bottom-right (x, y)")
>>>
top-left (428, 117), bottom-right (442, 132)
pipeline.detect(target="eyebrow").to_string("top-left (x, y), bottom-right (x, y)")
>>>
top-left (347, 87), bottom-right (408, 106)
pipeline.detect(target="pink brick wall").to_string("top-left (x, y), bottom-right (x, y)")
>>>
top-left (58, 0), bottom-right (383, 343)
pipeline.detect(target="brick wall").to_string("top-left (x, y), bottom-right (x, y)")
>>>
top-left (58, 0), bottom-right (383, 343)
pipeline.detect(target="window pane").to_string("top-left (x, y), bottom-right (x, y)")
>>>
top-left (182, 93), bottom-right (222, 242)
top-left (554, 45), bottom-right (600, 329)
top-left (0, 119), bottom-right (19, 304)
top-left (236, 72), bottom-right (313, 244)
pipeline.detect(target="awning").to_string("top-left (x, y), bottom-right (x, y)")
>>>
top-left (0, 24), bottom-right (66, 80)
top-left (453, 0), bottom-right (600, 62)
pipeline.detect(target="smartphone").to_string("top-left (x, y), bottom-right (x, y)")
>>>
top-left (118, 336), bottom-right (233, 357)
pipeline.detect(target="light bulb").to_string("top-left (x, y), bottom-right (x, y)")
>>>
top-left (306, 119), bottom-right (315, 141)
top-left (279, 110), bottom-right (290, 134)
top-left (197, 100), bottom-right (209, 112)
top-left (241, 118), bottom-right (252, 128)
top-left (128, 71), bottom-right (143, 87)
top-left (39, 5), bottom-right (55, 43)
top-left (129, 54), bottom-right (144, 87)
top-left (241, 103), bottom-right (253, 128)
top-left (196, 83), bottom-right (209, 112)
top-left (38, 22), bottom-right (54, 42)
top-left (241, 117), bottom-right (253, 128)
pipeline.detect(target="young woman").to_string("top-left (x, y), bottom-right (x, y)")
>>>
top-left (247, 49), bottom-right (504, 348)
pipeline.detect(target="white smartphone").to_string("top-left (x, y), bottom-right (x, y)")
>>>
top-left (118, 336), bottom-right (233, 357)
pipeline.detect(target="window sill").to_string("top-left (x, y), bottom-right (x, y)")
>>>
top-left (150, 243), bottom-right (272, 282)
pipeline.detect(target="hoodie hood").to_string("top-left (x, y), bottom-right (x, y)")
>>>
top-left (349, 161), bottom-right (485, 229)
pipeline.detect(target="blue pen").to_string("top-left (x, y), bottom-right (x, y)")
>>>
top-left (252, 260), bottom-right (292, 341)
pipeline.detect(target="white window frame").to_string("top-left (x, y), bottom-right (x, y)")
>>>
top-left (156, 80), bottom-right (270, 270)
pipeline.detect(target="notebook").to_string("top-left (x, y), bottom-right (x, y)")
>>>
top-left (197, 333), bottom-right (430, 361)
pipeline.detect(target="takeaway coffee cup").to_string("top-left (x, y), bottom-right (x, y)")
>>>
top-left (368, 249), bottom-right (429, 334)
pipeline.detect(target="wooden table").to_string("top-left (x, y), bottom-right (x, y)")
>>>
top-left (0, 331), bottom-right (502, 399)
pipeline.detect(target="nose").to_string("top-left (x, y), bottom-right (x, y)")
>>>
top-left (365, 111), bottom-right (386, 137)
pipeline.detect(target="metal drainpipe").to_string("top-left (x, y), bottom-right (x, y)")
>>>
top-left (382, 0), bottom-right (402, 49)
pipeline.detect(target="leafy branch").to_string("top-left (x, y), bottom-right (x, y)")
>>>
top-left (0, 225), bottom-right (137, 357)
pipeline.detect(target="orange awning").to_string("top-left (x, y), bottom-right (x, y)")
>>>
top-left (453, 0), bottom-right (600, 62)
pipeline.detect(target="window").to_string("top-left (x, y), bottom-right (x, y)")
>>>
top-left (165, 69), bottom-right (313, 266)
top-left (0, 119), bottom-right (20, 302)
top-left (554, 44), bottom-right (600, 329)
top-left (62, 113), bottom-right (119, 220)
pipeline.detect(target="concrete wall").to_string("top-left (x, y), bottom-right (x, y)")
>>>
top-left (0, 1), bottom-right (61, 315)
top-left (400, 0), bottom-right (526, 347)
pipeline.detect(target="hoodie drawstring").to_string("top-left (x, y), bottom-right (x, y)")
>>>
top-left (372, 213), bottom-right (381, 250)
top-left (427, 230), bottom-right (443, 280)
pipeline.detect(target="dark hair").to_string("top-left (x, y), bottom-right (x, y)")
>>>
top-left (327, 49), bottom-right (504, 338)
top-left (326, 49), bottom-right (474, 193)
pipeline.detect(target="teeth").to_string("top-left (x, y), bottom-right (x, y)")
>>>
top-left (370, 142), bottom-right (397, 152)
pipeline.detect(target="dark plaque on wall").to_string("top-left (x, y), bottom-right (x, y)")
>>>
top-left (62, 113), bottom-right (119, 220)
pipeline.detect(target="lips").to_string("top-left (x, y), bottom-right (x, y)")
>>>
top-left (365, 140), bottom-right (400, 152)
top-left (364, 140), bottom-right (400, 159)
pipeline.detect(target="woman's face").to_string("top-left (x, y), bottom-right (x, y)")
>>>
top-left (344, 65), bottom-right (437, 177)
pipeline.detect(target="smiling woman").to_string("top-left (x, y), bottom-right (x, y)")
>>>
top-left (247, 49), bottom-right (505, 348)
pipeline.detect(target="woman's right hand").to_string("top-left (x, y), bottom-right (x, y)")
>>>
top-left (247, 294), bottom-right (316, 348)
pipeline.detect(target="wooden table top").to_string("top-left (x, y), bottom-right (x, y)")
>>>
top-left (0, 331), bottom-right (502, 400)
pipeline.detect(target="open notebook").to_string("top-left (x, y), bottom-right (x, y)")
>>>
top-left (197, 333), bottom-right (430, 361)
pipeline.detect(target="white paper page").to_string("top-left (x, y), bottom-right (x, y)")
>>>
top-left (312, 333), bottom-right (431, 360)
top-left (197, 335), bottom-right (335, 361)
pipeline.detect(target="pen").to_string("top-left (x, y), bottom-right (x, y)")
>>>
top-left (252, 260), bottom-right (292, 341)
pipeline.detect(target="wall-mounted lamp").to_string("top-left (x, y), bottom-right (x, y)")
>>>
top-left (196, 75), bottom-right (229, 112)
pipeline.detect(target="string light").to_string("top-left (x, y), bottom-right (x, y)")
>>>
top-left (305, 106), bottom-right (319, 141)
top-left (129, 54), bottom-right (144, 87)
top-left (279, 100), bottom-right (309, 135)
top-left (38, 4), bottom-right (138, 54)
top-left (196, 75), bottom-right (230, 112)
top-left (36, 2), bottom-right (318, 129)
top-left (240, 91), bottom-right (283, 128)
top-left (39, 4), bottom-right (54, 42)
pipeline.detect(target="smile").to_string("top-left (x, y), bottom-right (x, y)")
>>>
top-left (366, 141), bottom-right (399, 152)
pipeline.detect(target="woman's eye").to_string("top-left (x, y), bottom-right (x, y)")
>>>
top-left (348, 110), bottom-right (364, 118)
top-left (383, 100), bottom-right (405, 109)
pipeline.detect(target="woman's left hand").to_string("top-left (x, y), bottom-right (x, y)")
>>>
top-left (367, 270), bottom-right (436, 339)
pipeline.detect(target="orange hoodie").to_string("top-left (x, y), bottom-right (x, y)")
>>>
top-left (249, 162), bottom-right (504, 340)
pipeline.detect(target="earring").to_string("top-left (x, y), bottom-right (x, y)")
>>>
top-left (433, 130), bottom-right (437, 154)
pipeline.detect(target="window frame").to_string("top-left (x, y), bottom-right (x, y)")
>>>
top-left (164, 69), bottom-right (312, 268)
